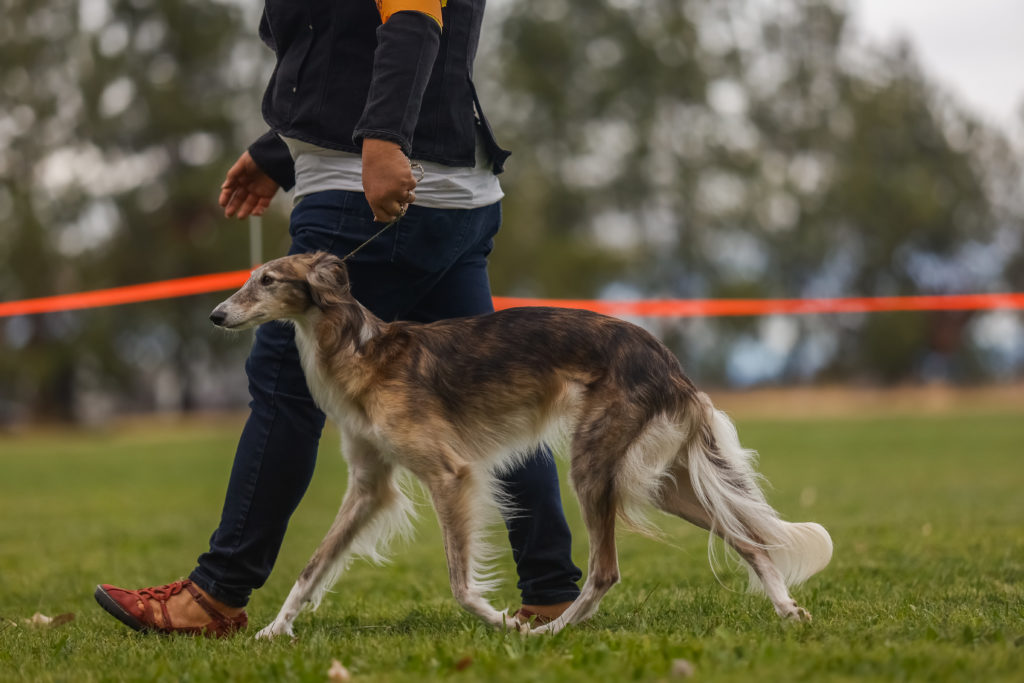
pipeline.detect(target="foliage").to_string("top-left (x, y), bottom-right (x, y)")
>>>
top-left (0, 0), bottom-right (285, 420)
top-left (1, 0), bottom-right (1023, 420)
top-left (482, 0), bottom-right (1024, 384)
top-left (1, 407), bottom-right (1022, 681)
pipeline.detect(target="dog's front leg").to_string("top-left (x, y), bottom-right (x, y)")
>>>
top-left (256, 458), bottom-right (398, 640)
top-left (423, 462), bottom-right (510, 630)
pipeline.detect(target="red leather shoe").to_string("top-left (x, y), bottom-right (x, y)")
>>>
top-left (94, 579), bottom-right (247, 638)
top-left (512, 607), bottom-right (555, 626)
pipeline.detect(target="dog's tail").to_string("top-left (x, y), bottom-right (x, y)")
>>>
top-left (685, 393), bottom-right (832, 591)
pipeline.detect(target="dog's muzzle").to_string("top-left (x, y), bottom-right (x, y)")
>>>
top-left (209, 307), bottom-right (228, 327)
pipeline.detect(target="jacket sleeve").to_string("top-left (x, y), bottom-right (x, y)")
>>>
top-left (248, 130), bottom-right (296, 191)
top-left (352, 10), bottom-right (441, 156)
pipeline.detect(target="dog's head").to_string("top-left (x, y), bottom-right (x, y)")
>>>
top-left (209, 252), bottom-right (352, 330)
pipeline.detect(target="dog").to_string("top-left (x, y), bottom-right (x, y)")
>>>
top-left (209, 252), bottom-right (832, 638)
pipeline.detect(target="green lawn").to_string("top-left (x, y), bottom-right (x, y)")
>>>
top-left (1, 407), bottom-right (1022, 682)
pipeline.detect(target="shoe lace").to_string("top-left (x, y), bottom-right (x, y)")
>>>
top-left (137, 581), bottom-right (186, 601)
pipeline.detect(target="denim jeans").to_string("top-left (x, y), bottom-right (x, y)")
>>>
top-left (191, 190), bottom-right (582, 608)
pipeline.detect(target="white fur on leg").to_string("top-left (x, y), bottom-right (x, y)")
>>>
top-left (254, 583), bottom-right (308, 640)
top-left (255, 621), bottom-right (294, 640)
top-left (255, 616), bottom-right (295, 640)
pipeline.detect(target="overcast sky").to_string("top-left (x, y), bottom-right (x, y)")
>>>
top-left (850, 0), bottom-right (1024, 136)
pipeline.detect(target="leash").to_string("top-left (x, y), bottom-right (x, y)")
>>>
top-left (341, 214), bottom-right (402, 262)
top-left (341, 163), bottom-right (424, 263)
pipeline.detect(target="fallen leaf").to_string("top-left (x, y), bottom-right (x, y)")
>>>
top-left (455, 655), bottom-right (473, 671)
top-left (327, 659), bottom-right (351, 682)
top-left (670, 658), bottom-right (695, 678)
top-left (50, 613), bottom-right (75, 627)
top-left (24, 612), bottom-right (75, 628)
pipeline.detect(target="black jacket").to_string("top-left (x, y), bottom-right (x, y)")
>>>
top-left (247, 0), bottom-right (509, 191)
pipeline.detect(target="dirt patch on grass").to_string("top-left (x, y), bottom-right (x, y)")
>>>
top-left (710, 382), bottom-right (1024, 419)
top-left (4, 384), bottom-right (1022, 438)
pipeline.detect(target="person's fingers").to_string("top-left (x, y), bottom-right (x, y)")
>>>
top-left (371, 206), bottom-right (394, 223)
top-left (223, 157), bottom-right (247, 184)
top-left (253, 195), bottom-right (271, 215)
top-left (236, 192), bottom-right (262, 220)
top-left (222, 191), bottom-right (238, 217)
top-left (219, 176), bottom-right (238, 208)
top-left (219, 180), bottom-right (243, 208)
top-left (226, 187), bottom-right (258, 219)
top-left (223, 188), bottom-right (249, 218)
top-left (370, 198), bottom-right (406, 223)
top-left (221, 152), bottom-right (275, 215)
top-left (220, 166), bottom-right (248, 211)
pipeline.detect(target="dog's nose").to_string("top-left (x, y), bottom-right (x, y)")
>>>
top-left (209, 309), bottom-right (227, 326)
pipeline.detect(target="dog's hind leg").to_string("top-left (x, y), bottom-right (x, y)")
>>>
top-left (530, 426), bottom-right (624, 635)
top-left (532, 484), bottom-right (619, 635)
top-left (654, 461), bottom-right (811, 621)
top-left (256, 442), bottom-right (406, 639)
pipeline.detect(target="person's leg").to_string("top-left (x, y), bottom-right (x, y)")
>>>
top-left (97, 190), bottom-right (429, 635)
top-left (188, 318), bottom-right (326, 606)
top-left (191, 191), bottom-right (445, 602)
top-left (97, 193), bottom-right (368, 633)
top-left (498, 447), bottom-right (582, 609)
top-left (403, 203), bottom-right (582, 610)
top-left (191, 191), bottom-right (390, 606)
top-left (99, 299), bottom-right (327, 630)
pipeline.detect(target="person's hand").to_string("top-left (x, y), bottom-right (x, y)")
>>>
top-left (219, 151), bottom-right (280, 219)
top-left (362, 138), bottom-right (417, 222)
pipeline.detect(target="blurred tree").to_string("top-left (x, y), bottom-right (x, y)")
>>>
top-left (482, 0), bottom-right (1023, 384)
top-left (2, 0), bottom-right (1021, 422)
top-left (0, 0), bottom-right (282, 421)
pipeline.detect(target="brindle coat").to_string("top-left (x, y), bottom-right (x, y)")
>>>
top-left (210, 252), bottom-right (832, 638)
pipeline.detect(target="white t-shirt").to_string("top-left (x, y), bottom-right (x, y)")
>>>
top-left (281, 134), bottom-right (504, 210)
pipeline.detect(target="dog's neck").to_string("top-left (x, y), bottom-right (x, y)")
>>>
top-left (291, 299), bottom-right (385, 407)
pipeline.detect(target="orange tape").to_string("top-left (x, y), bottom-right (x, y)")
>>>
top-left (1, 270), bottom-right (1022, 319)
top-left (491, 293), bottom-right (1024, 317)
top-left (0, 270), bottom-right (251, 317)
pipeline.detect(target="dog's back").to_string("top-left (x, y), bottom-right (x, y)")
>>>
top-left (374, 306), bottom-right (694, 414)
top-left (350, 307), bottom-right (700, 473)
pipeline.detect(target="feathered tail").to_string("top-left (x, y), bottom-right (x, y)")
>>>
top-left (685, 394), bottom-right (832, 590)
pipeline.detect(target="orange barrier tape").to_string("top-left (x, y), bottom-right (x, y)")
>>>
top-left (1, 270), bottom-right (1023, 319)
top-left (493, 293), bottom-right (1024, 316)
top-left (0, 270), bottom-right (251, 317)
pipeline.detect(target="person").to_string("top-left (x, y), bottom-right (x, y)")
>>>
top-left (94, 0), bottom-right (581, 636)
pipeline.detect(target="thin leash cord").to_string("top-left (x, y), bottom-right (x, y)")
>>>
top-left (340, 215), bottom-right (400, 262)
top-left (340, 163), bottom-right (425, 263)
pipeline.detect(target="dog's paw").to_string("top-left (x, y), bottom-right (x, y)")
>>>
top-left (255, 621), bottom-right (295, 641)
top-left (498, 611), bottom-right (522, 632)
top-left (503, 612), bottom-right (541, 635)
top-left (780, 605), bottom-right (812, 623)
top-left (523, 616), bottom-right (567, 636)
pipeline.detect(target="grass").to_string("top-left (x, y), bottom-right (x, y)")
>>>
top-left (1, 403), bottom-right (1022, 682)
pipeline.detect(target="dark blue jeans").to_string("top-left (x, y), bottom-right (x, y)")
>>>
top-left (191, 190), bottom-right (581, 608)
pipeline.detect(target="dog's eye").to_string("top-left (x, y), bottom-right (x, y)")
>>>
top-left (260, 274), bottom-right (274, 286)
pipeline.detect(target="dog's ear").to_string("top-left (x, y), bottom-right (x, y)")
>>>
top-left (305, 253), bottom-right (352, 310)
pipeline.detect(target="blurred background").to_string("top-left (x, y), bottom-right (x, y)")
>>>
top-left (1, 0), bottom-right (1022, 426)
